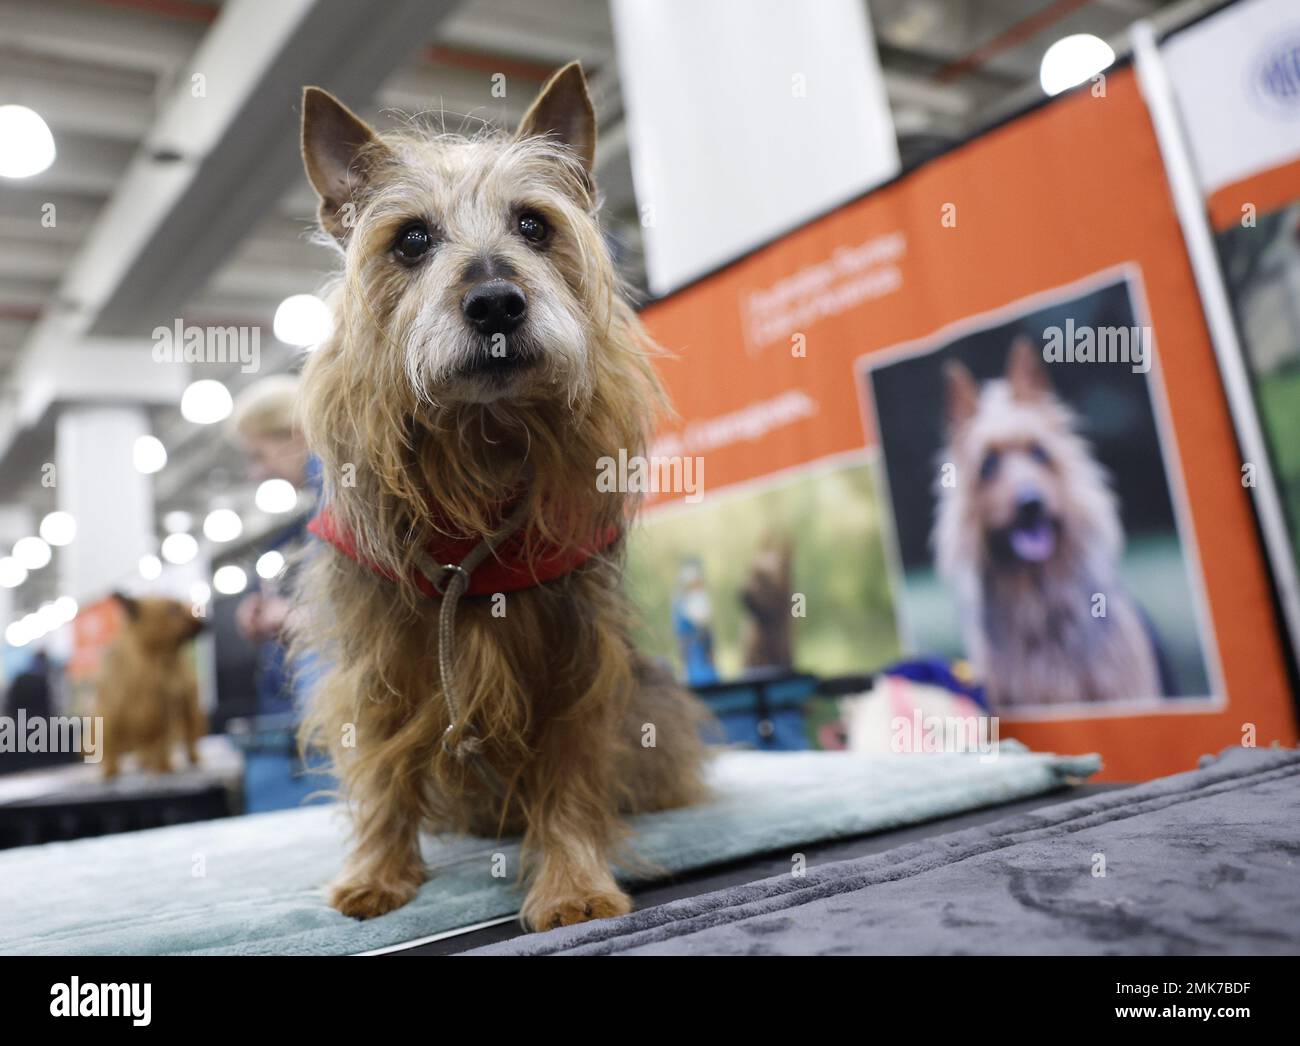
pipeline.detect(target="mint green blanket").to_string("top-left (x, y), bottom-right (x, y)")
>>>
top-left (0, 747), bottom-right (1098, 955)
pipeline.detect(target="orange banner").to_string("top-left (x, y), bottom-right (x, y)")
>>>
top-left (634, 69), bottom-right (1297, 781)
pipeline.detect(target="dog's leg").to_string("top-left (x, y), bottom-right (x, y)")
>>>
top-left (180, 687), bottom-right (203, 767)
top-left (145, 740), bottom-right (173, 775)
top-left (621, 655), bottom-right (713, 813)
top-left (519, 717), bottom-right (631, 931)
top-left (328, 765), bottom-right (427, 919)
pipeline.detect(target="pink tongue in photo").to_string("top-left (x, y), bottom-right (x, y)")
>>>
top-left (1010, 521), bottom-right (1055, 562)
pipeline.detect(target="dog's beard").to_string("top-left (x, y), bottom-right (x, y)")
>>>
top-left (401, 296), bottom-right (591, 408)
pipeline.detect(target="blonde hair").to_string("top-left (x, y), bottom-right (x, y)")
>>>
top-left (228, 374), bottom-right (301, 442)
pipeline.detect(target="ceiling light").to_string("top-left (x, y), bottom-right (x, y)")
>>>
top-left (0, 105), bottom-right (56, 179)
top-left (256, 549), bottom-right (285, 579)
top-left (1040, 34), bottom-right (1115, 96)
top-left (133, 434), bottom-right (168, 474)
top-left (213, 564), bottom-right (247, 595)
top-left (13, 536), bottom-right (51, 570)
top-left (273, 293), bottom-right (332, 348)
top-left (39, 511), bottom-right (76, 546)
top-left (37, 602), bottom-right (63, 632)
top-left (0, 557), bottom-right (28, 588)
top-left (139, 554), bottom-right (162, 580)
top-left (255, 478), bottom-right (298, 514)
top-left (180, 379), bottom-right (233, 425)
top-left (161, 532), bottom-right (199, 565)
top-left (203, 508), bottom-right (242, 543)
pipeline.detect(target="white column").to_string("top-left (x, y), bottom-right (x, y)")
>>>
top-left (56, 406), bottom-right (153, 602)
top-left (0, 585), bottom-right (12, 686)
top-left (0, 506), bottom-right (33, 667)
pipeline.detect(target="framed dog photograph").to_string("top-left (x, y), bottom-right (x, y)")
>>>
top-left (857, 268), bottom-right (1222, 718)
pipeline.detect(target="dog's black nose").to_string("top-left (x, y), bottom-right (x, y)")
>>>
top-left (462, 280), bottom-right (527, 337)
top-left (1014, 490), bottom-right (1046, 523)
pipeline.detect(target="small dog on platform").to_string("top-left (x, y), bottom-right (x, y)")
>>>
top-left (292, 63), bottom-right (710, 930)
top-left (97, 594), bottom-right (205, 777)
top-left (934, 338), bottom-right (1164, 709)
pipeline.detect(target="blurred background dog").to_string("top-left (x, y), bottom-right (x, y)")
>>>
top-left (96, 595), bottom-right (206, 777)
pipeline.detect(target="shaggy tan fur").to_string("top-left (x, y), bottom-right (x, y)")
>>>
top-left (934, 338), bottom-right (1162, 709)
top-left (291, 64), bottom-right (711, 930)
top-left (96, 595), bottom-right (205, 777)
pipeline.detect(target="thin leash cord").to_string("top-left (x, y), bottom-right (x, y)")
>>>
top-left (432, 494), bottom-right (533, 791)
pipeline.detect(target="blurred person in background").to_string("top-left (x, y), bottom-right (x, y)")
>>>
top-left (2, 650), bottom-right (67, 775)
top-left (3, 649), bottom-right (54, 722)
top-left (228, 374), bottom-right (318, 716)
top-left (227, 375), bottom-right (328, 810)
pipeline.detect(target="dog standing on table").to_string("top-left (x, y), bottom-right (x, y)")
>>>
top-left (292, 64), bottom-right (710, 930)
top-left (933, 337), bottom-right (1164, 709)
top-left (97, 594), bottom-right (205, 777)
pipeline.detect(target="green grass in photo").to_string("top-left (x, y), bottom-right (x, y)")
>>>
top-left (625, 459), bottom-right (901, 680)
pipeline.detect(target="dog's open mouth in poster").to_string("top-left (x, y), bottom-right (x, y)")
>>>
top-left (996, 514), bottom-right (1059, 565)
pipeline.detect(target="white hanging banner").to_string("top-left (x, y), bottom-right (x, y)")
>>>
top-left (1162, 0), bottom-right (1300, 197)
top-left (1155, 0), bottom-right (1300, 665)
top-left (610, 0), bottom-right (899, 295)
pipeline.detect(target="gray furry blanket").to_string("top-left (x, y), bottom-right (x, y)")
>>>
top-left (471, 746), bottom-right (1300, 955)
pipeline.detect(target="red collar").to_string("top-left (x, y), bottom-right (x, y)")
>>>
top-left (307, 505), bottom-right (620, 598)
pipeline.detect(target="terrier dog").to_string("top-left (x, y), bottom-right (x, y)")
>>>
top-left (292, 63), bottom-right (710, 930)
top-left (97, 594), bottom-right (205, 777)
top-left (933, 337), bottom-right (1165, 709)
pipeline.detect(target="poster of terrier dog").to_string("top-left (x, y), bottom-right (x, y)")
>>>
top-left (858, 268), bottom-right (1221, 718)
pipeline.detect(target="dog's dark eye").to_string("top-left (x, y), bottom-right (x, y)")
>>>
top-left (979, 450), bottom-right (1000, 483)
top-left (1027, 442), bottom-right (1052, 466)
top-left (517, 211), bottom-right (549, 244)
top-left (393, 221), bottom-right (433, 264)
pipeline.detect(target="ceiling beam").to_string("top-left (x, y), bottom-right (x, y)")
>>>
top-left (0, 0), bottom-right (204, 76)
top-left (0, 0), bottom-right (459, 476)
top-left (79, 0), bottom-right (460, 337)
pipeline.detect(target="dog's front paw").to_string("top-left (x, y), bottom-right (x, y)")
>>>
top-left (328, 876), bottom-right (421, 919)
top-left (522, 888), bottom-right (632, 932)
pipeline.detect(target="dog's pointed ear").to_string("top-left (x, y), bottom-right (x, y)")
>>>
top-left (516, 62), bottom-right (596, 173)
top-left (112, 592), bottom-right (141, 621)
top-left (301, 87), bottom-right (387, 242)
top-left (943, 360), bottom-right (979, 430)
top-left (1006, 336), bottom-right (1051, 401)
